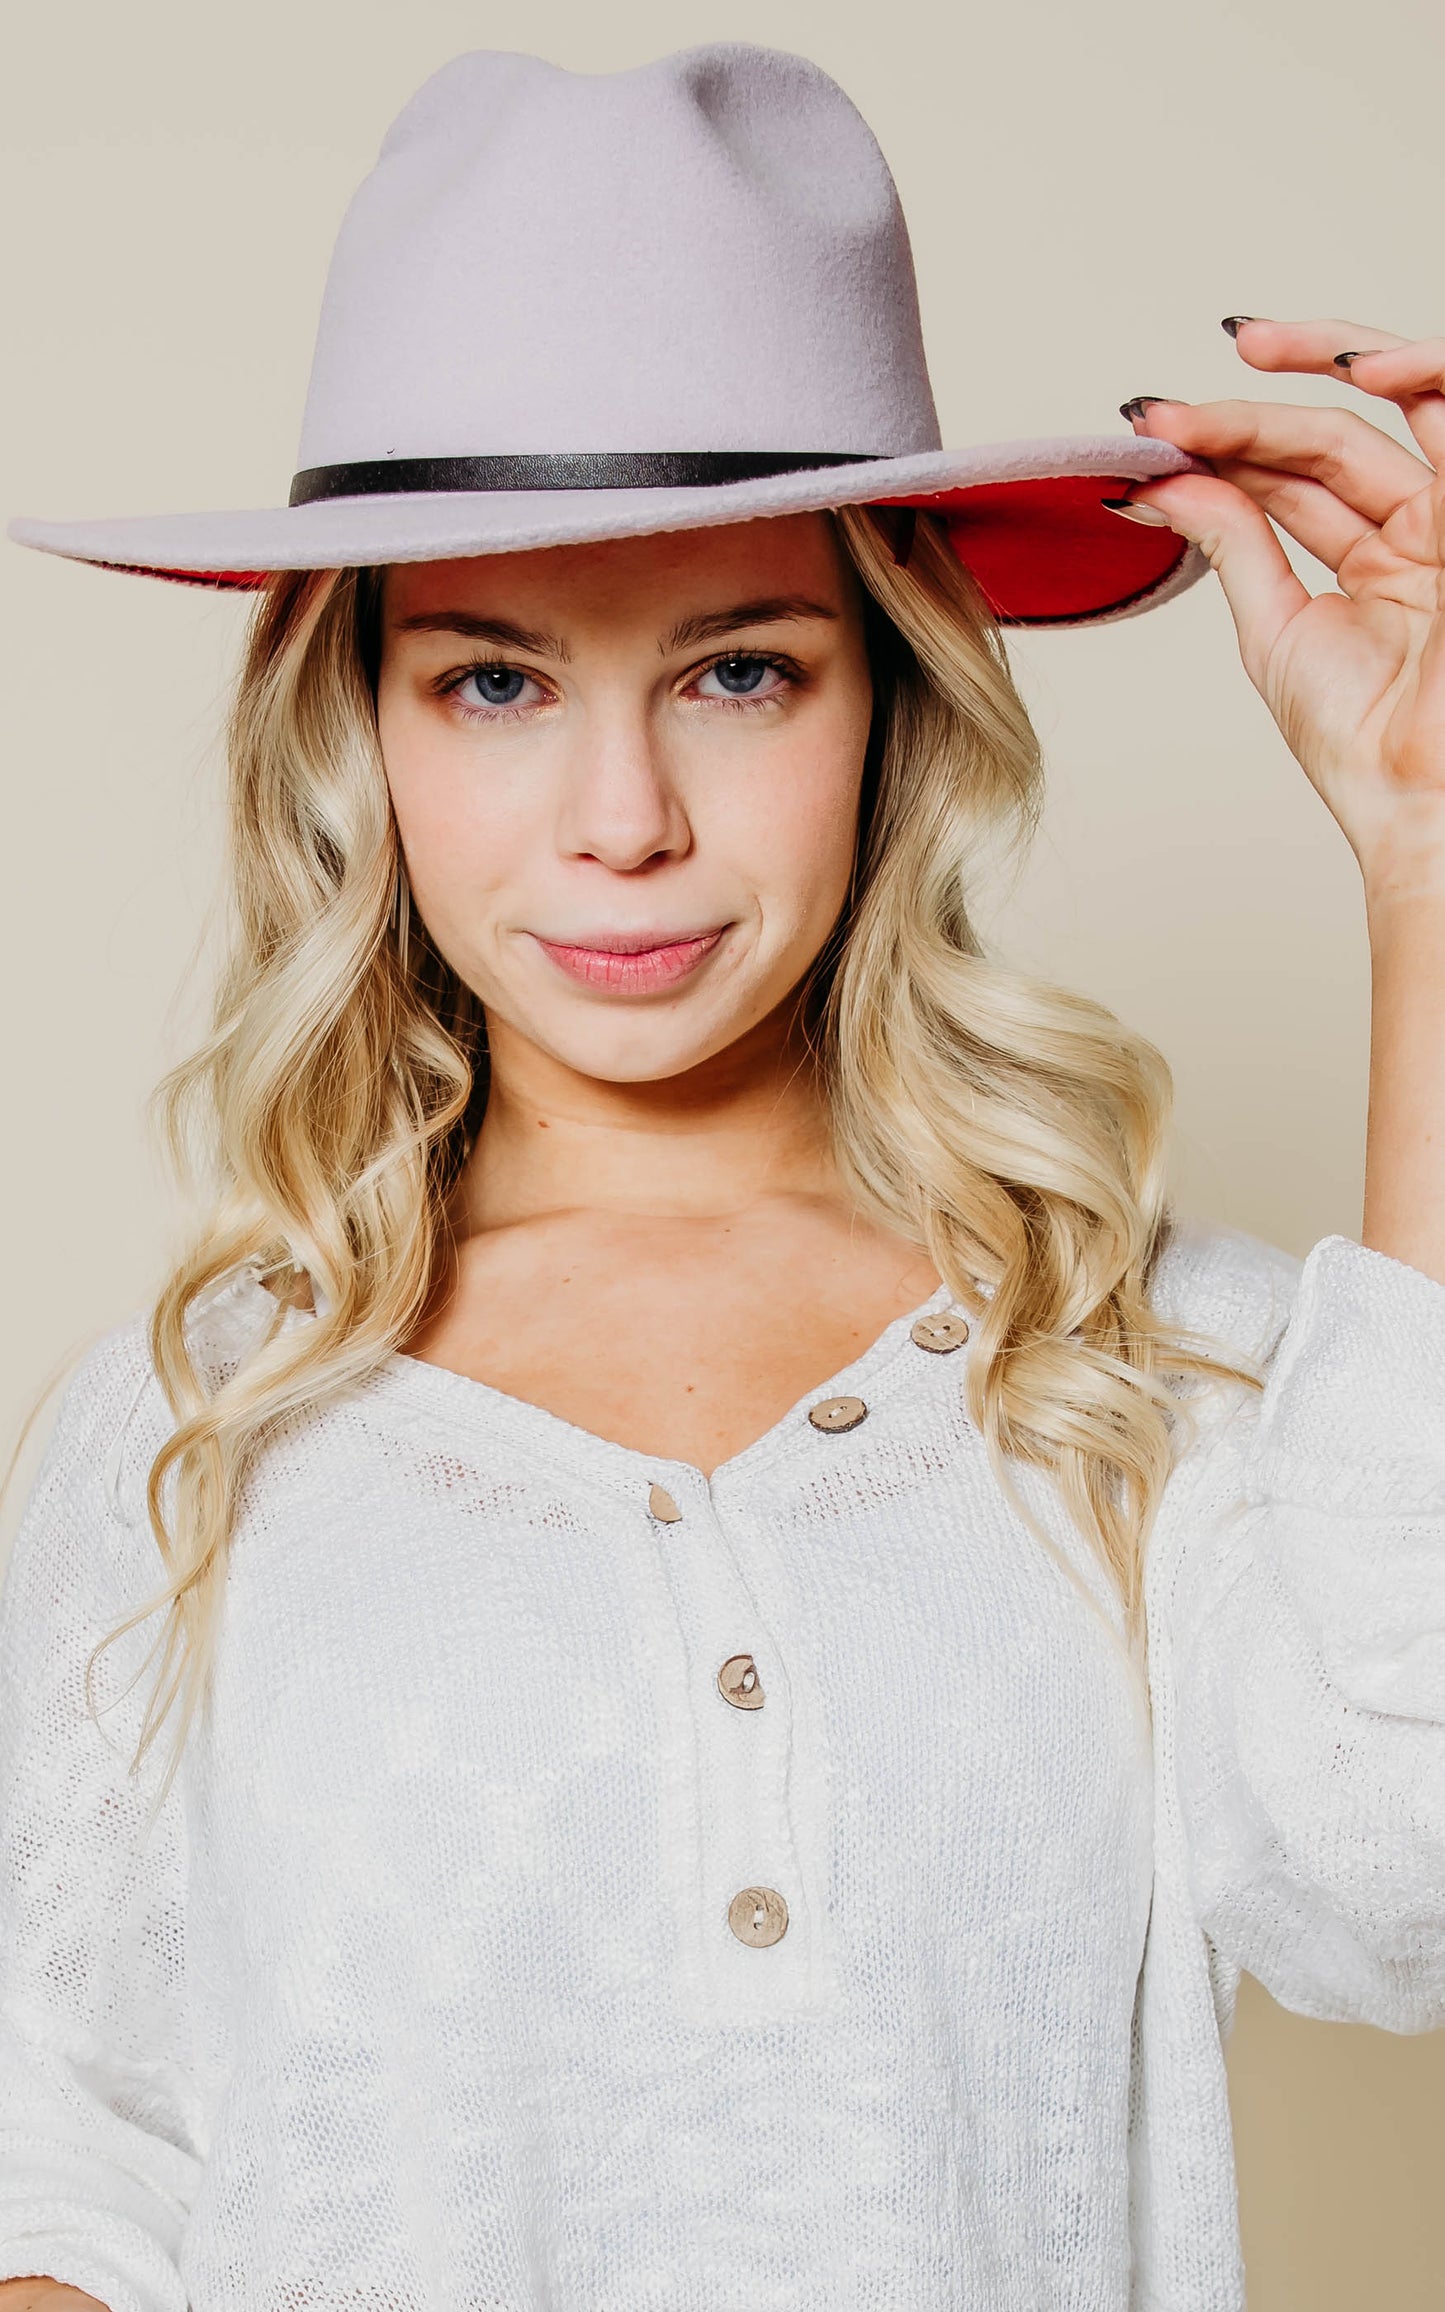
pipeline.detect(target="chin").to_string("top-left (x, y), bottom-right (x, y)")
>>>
top-left (539, 1005), bottom-right (761, 1084)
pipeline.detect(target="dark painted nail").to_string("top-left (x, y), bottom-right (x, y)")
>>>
top-left (1333, 350), bottom-right (1365, 367)
top-left (1119, 396), bottom-right (1171, 421)
top-left (1220, 315), bottom-right (1263, 337)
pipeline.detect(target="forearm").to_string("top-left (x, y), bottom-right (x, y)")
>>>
top-left (1361, 877), bottom-right (1445, 1288)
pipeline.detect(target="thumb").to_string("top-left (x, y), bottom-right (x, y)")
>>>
top-left (1105, 472), bottom-right (1311, 681)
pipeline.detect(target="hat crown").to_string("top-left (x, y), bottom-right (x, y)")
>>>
top-left (294, 43), bottom-right (943, 470)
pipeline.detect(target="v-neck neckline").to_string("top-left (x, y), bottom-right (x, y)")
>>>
top-left (311, 1274), bottom-right (967, 1508)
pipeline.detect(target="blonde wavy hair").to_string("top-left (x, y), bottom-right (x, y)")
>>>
top-left (23, 503), bottom-right (1266, 1807)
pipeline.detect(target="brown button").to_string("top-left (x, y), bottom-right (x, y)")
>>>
top-left (717, 1653), bottom-right (766, 1709)
top-left (648, 1482), bottom-right (682, 1523)
top-left (808, 1393), bottom-right (868, 1434)
top-left (910, 1310), bottom-right (970, 1354)
top-left (727, 1885), bottom-right (789, 1946)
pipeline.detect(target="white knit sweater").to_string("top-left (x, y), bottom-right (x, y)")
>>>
top-left (1, 1216), bottom-right (1443, 2312)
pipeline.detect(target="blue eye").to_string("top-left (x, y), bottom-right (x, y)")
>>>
top-left (462, 663), bottom-right (531, 708)
top-left (710, 655), bottom-right (767, 694)
top-left (697, 654), bottom-right (787, 700)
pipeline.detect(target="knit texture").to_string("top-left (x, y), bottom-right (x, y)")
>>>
top-left (1, 1215), bottom-right (1443, 2311)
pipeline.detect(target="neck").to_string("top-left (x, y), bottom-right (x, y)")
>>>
top-left (450, 1003), bottom-right (838, 1239)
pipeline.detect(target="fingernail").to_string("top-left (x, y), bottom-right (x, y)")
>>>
top-left (1119, 395), bottom-right (1174, 422)
top-left (1221, 315), bottom-right (1264, 336)
top-left (1333, 350), bottom-right (1365, 367)
top-left (1100, 495), bottom-right (1175, 528)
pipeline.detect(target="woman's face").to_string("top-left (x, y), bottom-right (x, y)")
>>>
top-left (374, 511), bottom-right (875, 1084)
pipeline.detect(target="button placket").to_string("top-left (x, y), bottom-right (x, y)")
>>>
top-left (640, 1468), bottom-right (806, 2005)
top-left (628, 1291), bottom-right (965, 2006)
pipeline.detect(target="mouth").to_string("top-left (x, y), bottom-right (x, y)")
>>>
top-left (528, 925), bottom-right (729, 992)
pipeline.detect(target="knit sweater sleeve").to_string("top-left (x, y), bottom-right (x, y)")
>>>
top-left (0, 1323), bottom-right (201, 2312)
top-left (1164, 1230), bottom-right (1445, 2031)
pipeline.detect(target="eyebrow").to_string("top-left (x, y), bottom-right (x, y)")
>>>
top-left (390, 594), bottom-right (840, 660)
top-left (660, 595), bottom-right (840, 652)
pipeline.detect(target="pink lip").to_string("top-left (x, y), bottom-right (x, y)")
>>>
top-left (530, 927), bottom-right (728, 990)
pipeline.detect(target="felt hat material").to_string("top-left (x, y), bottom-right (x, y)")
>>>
top-left (6, 44), bottom-right (1210, 626)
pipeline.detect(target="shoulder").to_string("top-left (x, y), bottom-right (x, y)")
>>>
top-left (1145, 1209), bottom-right (1304, 1373)
top-left (23, 1266), bottom-right (283, 1529)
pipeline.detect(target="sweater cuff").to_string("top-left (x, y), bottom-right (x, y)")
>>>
top-left (1245, 1232), bottom-right (1445, 1515)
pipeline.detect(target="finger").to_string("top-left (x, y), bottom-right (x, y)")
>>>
top-left (1226, 317), bottom-right (1445, 468)
top-left (1225, 316), bottom-right (1412, 375)
top-left (1330, 338), bottom-right (1445, 469)
top-left (1330, 335), bottom-right (1445, 388)
top-left (1124, 396), bottom-right (1431, 527)
top-left (1205, 456), bottom-right (1377, 579)
top-left (1115, 472), bottom-right (1311, 691)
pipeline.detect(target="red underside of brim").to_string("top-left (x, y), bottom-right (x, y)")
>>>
top-left (85, 472), bottom-right (1183, 626)
top-left (874, 473), bottom-right (1185, 623)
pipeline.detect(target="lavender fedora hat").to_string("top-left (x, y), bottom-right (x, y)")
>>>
top-left (6, 41), bottom-right (1212, 626)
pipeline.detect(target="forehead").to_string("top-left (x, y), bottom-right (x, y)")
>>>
top-left (380, 510), bottom-right (854, 630)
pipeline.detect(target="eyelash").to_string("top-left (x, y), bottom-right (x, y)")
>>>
top-left (436, 648), bottom-right (802, 725)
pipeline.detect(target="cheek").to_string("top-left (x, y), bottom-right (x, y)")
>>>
top-left (723, 710), bottom-right (868, 940)
top-left (377, 696), bottom-right (523, 938)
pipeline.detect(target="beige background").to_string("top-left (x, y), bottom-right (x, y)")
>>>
top-left (3, 2), bottom-right (1442, 2302)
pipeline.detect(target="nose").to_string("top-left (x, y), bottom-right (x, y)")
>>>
top-left (552, 694), bottom-right (692, 872)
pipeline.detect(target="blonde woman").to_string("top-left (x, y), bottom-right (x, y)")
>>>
top-left (2, 42), bottom-right (1444, 2312)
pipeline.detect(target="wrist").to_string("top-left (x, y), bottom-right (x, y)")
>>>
top-left (1356, 801), bottom-right (1445, 918)
top-left (1363, 879), bottom-right (1445, 947)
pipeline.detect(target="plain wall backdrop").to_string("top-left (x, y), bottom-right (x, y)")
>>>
top-left (3, 2), bottom-right (1442, 2303)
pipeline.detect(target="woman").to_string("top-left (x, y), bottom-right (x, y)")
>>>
top-left (1, 41), bottom-right (1443, 2312)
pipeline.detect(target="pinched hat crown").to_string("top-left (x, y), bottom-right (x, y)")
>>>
top-left (297, 44), bottom-right (942, 475)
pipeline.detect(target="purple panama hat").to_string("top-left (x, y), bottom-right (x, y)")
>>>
top-left (6, 43), bottom-right (1211, 626)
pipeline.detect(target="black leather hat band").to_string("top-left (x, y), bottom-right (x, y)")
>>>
top-left (288, 449), bottom-right (884, 507)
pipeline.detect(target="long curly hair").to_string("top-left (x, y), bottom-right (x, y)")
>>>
top-left (31, 504), bottom-right (1264, 1806)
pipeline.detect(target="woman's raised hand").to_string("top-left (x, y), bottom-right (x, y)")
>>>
top-left (1113, 318), bottom-right (1445, 901)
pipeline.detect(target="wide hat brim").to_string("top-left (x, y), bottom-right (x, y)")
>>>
top-left (6, 434), bottom-right (1209, 628)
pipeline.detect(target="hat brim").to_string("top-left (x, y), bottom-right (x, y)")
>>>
top-left (6, 435), bottom-right (1209, 628)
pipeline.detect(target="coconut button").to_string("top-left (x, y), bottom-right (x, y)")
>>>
top-left (648, 1481), bottom-right (682, 1523)
top-left (727, 1885), bottom-right (789, 1946)
top-left (910, 1310), bottom-right (970, 1353)
top-left (717, 1653), bottom-right (765, 1709)
top-left (807, 1394), bottom-right (868, 1434)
